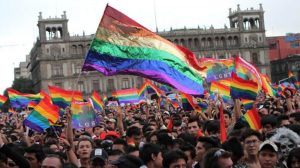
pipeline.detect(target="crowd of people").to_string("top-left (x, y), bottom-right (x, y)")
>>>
top-left (0, 87), bottom-right (300, 168)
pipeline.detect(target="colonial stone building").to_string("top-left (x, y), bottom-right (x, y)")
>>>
top-left (16, 4), bottom-right (270, 96)
top-left (159, 4), bottom-right (269, 75)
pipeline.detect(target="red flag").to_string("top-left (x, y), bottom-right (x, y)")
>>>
top-left (219, 102), bottom-right (227, 143)
top-left (167, 117), bottom-right (173, 133)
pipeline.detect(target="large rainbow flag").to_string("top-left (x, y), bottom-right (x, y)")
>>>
top-left (112, 88), bottom-right (141, 104)
top-left (48, 85), bottom-right (83, 109)
top-left (0, 95), bottom-right (7, 107)
top-left (23, 98), bottom-right (59, 133)
top-left (230, 72), bottom-right (258, 100)
top-left (243, 108), bottom-right (261, 130)
top-left (82, 5), bottom-right (205, 95)
top-left (90, 90), bottom-right (104, 112)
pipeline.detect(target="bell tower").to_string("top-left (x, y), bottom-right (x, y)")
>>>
top-left (37, 11), bottom-right (69, 43)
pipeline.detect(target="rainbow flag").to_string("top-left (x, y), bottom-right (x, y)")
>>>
top-left (199, 58), bottom-right (234, 82)
top-left (261, 74), bottom-right (277, 97)
top-left (112, 88), bottom-right (141, 104)
top-left (81, 5), bottom-right (205, 95)
top-left (23, 98), bottom-right (60, 133)
top-left (90, 90), bottom-right (104, 112)
top-left (241, 99), bottom-right (254, 111)
top-left (71, 101), bottom-right (99, 129)
top-left (139, 79), bottom-right (163, 97)
top-left (288, 70), bottom-right (294, 78)
top-left (48, 85), bottom-right (83, 109)
top-left (235, 56), bottom-right (262, 89)
top-left (0, 95), bottom-right (7, 107)
top-left (160, 85), bottom-right (173, 94)
top-left (103, 94), bottom-right (108, 104)
top-left (230, 72), bottom-right (258, 100)
top-left (27, 101), bottom-right (38, 108)
top-left (243, 108), bottom-right (261, 130)
top-left (7, 88), bottom-right (42, 109)
top-left (210, 81), bottom-right (231, 103)
top-left (181, 93), bottom-right (201, 112)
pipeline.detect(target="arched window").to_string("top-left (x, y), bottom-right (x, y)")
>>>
top-left (78, 44), bottom-right (84, 54)
top-left (71, 45), bottom-right (77, 54)
top-left (122, 78), bottom-right (130, 89)
top-left (194, 38), bottom-right (199, 48)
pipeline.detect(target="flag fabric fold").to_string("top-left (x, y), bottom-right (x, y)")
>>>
top-left (90, 90), bottom-right (104, 112)
top-left (230, 72), bottom-right (258, 100)
top-left (82, 5), bottom-right (205, 95)
top-left (243, 108), bottom-right (261, 130)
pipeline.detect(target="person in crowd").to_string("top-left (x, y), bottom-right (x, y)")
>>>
top-left (180, 143), bottom-right (196, 168)
top-left (187, 117), bottom-right (203, 138)
top-left (202, 148), bottom-right (233, 168)
top-left (41, 154), bottom-right (64, 168)
top-left (261, 115), bottom-right (278, 138)
top-left (258, 140), bottom-right (279, 168)
top-left (287, 147), bottom-right (300, 168)
top-left (24, 144), bottom-right (45, 168)
top-left (89, 148), bottom-right (108, 168)
top-left (194, 136), bottom-right (219, 168)
top-left (163, 149), bottom-right (188, 168)
top-left (139, 143), bottom-right (163, 168)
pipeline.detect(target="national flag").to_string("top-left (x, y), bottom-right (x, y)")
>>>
top-left (230, 72), bottom-right (258, 100)
top-left (81, 5), bottom-right (205, 95)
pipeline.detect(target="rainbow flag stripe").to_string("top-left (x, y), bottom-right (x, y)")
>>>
top-left (261, 74), bottom-right (277, 97)
top-left (103, 94), bottom-right (108, 104)
top-left (288, 70), bottom-right (294, 78)
top-left (0, 95), bottom-right (7, 107)
top-left (243, 108), bottom-right (261, 130)
top-left (23, 98), bottom-right (59, 133)
top-left (90, 90), bottom-right (104, 112)
top-left (210, 81), bottom-right (231, 103)
top-left (230, 72), bottom-right (258, 100)
top-left (112, 88), bottom-right (141, 104)
top-left (139, 79), bottom-right (163, 97)
top-left (181, 93), bottom-right (201, 112)
top-left (82, 5), bottom-right (205, 95)
top-left (48, 85), bottom-right (83, 109)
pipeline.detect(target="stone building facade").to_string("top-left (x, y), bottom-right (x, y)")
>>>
top-left (17, 4), bottom-right (270, 96)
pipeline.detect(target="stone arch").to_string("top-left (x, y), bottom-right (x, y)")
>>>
top-left (71, 45), bottom-right (77, 54)
top-left (228, 36), bottom-right (233, 46)
top-left (180, 39), bottom-right (186, 47)
top-left (215, 37), bottom-right (220, 47)
top-left (233, 36), bottom-right (239, 46)
top-left (188, 38), bottom-right (193, 48)
top-left (78, 44), bottom-right (84, 54)
top-left (174, 39), bottom-right (179, 45)
top-left (201, 38), bottom-right (206, 48)
top-left (249, 18), bottom-right (255, 29)
top-left (220, 37), bottom-right (226, 47)
top-left (194, 38), bottom-right (199, 48)
top-left (207, 37), bottom-right (213, 48)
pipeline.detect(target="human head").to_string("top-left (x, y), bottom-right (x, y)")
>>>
top-left (203, 120), bottom-right (220, 137)
top-left (222, 137), bottom-right (244, 164)
top-left (289, 113), bottom-right (300, 125)
top-left (258, 140), bottom-right (279, 168)
top-left (89, 148), bottom-right (108, 168)
top-left (223, 110), bottom-right (232, 128)
top-left (187, 117), bottom-right (201, 137)
top-left (163, 149), bottom-right (188, 168)
top-left (93, 124), bottom-right (106, 137)
top-left (107, 149), bottom-right (123, 167)
top-left (41, 154), bottom-right (64, 168)
top-left (180, 143), bottom-right (196, 168)
top-left (202, 148), bottom-right (233, 168)
top-left (277, 115), bottom-right (290, 127)
top-left (126, 126), bottom-right (142, 147)
top-left (106, 118), bottom-right (116, 130)
top-left (76, 138), bottom-right (94, 160)
top-left (195, 136), bottom-right (219, 162)
top-left (112, 138), bottom-right (127, 153)
top-left (24, 144), bottom-right (45, 168)
top-left (287, 147), bottom-right (300, 168)
top-left (261, 115), bottom-right (277, 137)
top-left (240, 129), bottom-right (262, 156)
top-left (140, 143), bottom-right (163, 168)
top-left (111, 154), bottom-right (144, 168)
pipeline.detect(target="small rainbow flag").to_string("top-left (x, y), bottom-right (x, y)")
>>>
top-left (210, 81), bottom-right (231, 103)
top-left (112, 88), bottom-right (141, 104)
top-left (230, 72), bottom-right (258, 100)
top-left (81, 5), bottom-right (205, 95)
top-left (181, 93), bottom-right (201, 112)
top-left (90, 90), bottom-right (104, 112)
top-left (23, 98), bottom-right (60, 133)
top-left (243, 108), bottom-right (261, 130)
top-left (48, 85), bottom-right (83, 109)
top-left (261, 74), bottom-right (277, 97)
top-left (103, 94), bottom-right (108, 104)
top-left (0, 95), bottom-right (7, 107)
top-left (241, 99), bottom-right (254, 111)
top-left (235, 56), bottom-right (262, 89)
top-left (7, 88), bottom-right (42, 109)
top-left (139, 79), bottom-right (163, 97)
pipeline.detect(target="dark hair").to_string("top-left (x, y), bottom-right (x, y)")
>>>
top-left (177, 133), bottom-right (197, 147)
top-left (139, 143), bottom-right (161, 164)
top-left (277, 115), bottom-right (290, 127)
top-left (261, 115), bottom-right (277, 127)
top-left (112, 154), bottom-right (143, 168)
top-left (202, 148), bottom-right (232, 168)
top-left (203, 120), bottom-right (220, 135)
top-left (163, 150), bottom-right (187, 168)
top-left (286, 124), bottom-right (300, 136)
top-left (240, 129), bottom-right (263, 142)
top-left (126, 126), bottom-right (142, 138)
top-left (108, 149), bottom-right (124, 156)
top-left (233, 119), bottom-right (250, 130)
top-left (146, 131), bottom-right (157, 143)
top-left (188, 116), bottom-right (201, 128)
top-left (180, 143), bottom-right (196, 159)
top-left (287, 147), bottom-right (300, 168)
top-left (125, 145), bottom-right (139, 154)
top-left (76, 138), bottom-right (95, 151)
top-left (197, 137), bottom-right (220, 150)
top-left (25, 144), bottom-right (45, 162)
top-left (114, 138), bottom-right (127, 146)
top-left (290, 112), bottom-right (300, 122)
top-left (221, 137), bottom-right (244, 164)
top-left (43, 154), bottom-right (64, 168)
top-left (223, 110), bottom-right (232, 118)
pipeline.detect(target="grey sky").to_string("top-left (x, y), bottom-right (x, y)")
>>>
top-left (0, 0), bottom-right (299, 93)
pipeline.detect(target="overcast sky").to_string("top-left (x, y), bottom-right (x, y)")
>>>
top-left (0, 0), bottom-right (299, 94)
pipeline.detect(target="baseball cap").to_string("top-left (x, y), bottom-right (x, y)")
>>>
top-left (259, 140), bottom-right (278, 152)
top-left (107, 118), bottom-right (116, 123)
top-left (90, 148), bottom-right (108, 161)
